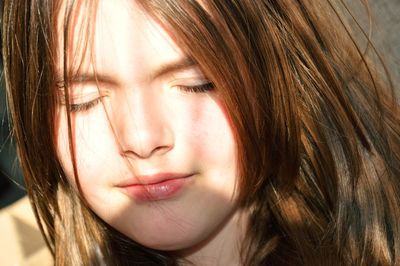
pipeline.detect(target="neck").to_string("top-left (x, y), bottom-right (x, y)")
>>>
top-left (176, 208), bottom-right (249, 266)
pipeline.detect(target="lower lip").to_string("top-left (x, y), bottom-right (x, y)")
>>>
top-left (120, 175), bottom-right (193, 201)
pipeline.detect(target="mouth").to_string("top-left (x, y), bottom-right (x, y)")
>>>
top-left (117, 173), bottom-right (195, 201)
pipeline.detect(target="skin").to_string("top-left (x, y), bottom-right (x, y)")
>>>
top-left (56, 0), bottom-right (247, 264)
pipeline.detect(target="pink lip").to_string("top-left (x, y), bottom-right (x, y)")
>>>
top-left (117, 173), bottom-right (194, 201)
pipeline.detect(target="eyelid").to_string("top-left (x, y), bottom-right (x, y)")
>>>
top-left (58, 86), bottom-right (106, 113)
top-left (69, 91), bottom-right (102, 103)
top-left (168, 72), bottom-right (214, 91)
top-left (176, 82), bottom-right (214, 93)
top-left (69, 97), bottom-right (103, 113)
top-left (59, 82), bottom-right (107, 102)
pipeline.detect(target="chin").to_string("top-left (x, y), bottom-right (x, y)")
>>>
top-left (133, 233), bottom-right (200, 251)
top-left (123, 222), bottom-right (210, 251)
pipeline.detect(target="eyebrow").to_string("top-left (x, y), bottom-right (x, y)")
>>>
top-left (149, 57), bottom-right (197, 80)
top-left (60, 57), bottom-right (197, 87)
top-left (68, 73), bottom-right (120, 87)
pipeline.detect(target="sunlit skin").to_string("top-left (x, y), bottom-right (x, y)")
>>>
top-left (56, 0), bottom-right (247, 264)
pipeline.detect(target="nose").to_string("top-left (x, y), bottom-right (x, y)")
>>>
top-left (113, 90), bottom-right (174, 159)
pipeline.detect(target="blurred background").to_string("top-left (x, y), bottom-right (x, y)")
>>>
top-left (0, 60), bottom-right (25, 209)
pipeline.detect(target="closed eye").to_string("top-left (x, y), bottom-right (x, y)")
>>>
top-left (177, 82), bottom-right (214, 93)
top-left (69, 98), bottom-right (102, 113)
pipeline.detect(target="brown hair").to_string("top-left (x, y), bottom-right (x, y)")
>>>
top-left (2, 0), bottom-right (400, 265)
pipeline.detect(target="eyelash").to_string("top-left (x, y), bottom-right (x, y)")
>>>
top-left (177, 82), bottom-right (215, 93)
top-left (68, 82), bottom-right (214, 113)
top-left (69, 98), bottom-right (102, 113)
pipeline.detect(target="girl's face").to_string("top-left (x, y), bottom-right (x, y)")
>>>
top-left (56, 0), bottom-right (239, 251)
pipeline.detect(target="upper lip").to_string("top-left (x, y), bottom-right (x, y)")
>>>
top-left (116, 172), bottom-right (194, 187)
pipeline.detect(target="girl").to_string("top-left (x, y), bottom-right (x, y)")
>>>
top-left (2, 0), bottom-right (400, 265)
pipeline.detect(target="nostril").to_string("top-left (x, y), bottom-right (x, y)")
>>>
top-left (119, 129), bottom-right (174, 159)
top-left (152, 145), bottom-right (173, 155)
top-left (121, 144), bottom-right (172, 160)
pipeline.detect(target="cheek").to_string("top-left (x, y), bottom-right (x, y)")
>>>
top-left (187, 99), bottom-right (236, 164)
top-left (55, 109), bottom-right (120, 187)
top-left (55, 110), bottom-right (74, 178)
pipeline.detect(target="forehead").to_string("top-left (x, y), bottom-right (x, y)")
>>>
top-left (57, 0), bottom-right (185, 83)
